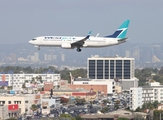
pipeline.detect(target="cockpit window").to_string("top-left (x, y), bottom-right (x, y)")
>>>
top-left (32, 39), bottom-right (36, 41)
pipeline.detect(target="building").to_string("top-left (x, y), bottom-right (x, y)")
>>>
top-left (0, 94), bottom-right (41, 114)
top-left (81, 109), bottom-right (134, 120)
top-left (129, 82), bottom-right (163, 111)
top-left (41, 95), bottom-right (60, 114)
top-left (34, 52), bottom-right (40, 62)
top-left (70, 79), bottom-right (115, 95)
top-left (0, 105), bottom-right (10, 119)
top-left (141, 82), bottom-right (163, 104)
top-left (0, 104), bottom-right (21, 119)
top-left (87, 55), bottom-right (138, 90)
top-left (41, 89), bottom-right (97, 101)
top-left (44, 82), bottom-right (54, 91)
top-left (129, 87), bottom-right (143, 111)
top-left (0, 73), bottom-right (60, 90)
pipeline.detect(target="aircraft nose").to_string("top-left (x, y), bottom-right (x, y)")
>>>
top-left (29, 40), bottom-right (33, 44)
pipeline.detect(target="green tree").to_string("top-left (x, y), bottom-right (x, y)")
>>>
top-left (147, 102), bottom-right (154, 110)
top-left (135, 68), bottom-right (158, 86)
top-left (75, 98), bottom-right (86, 105)
top-left (153, 101), bottom-right (159, 109)
top-left (7, 86), bottom-right (13, 90)
top-left (39, 76), bottom-right (43, 83)
top-left (114, 103), bottom-right (119, 110)
top-left (15, 66), bottom-right (23, 73)
top-left (75, 116), bottom-right (84, 120)
top-left (139, 101), bottom-right (159, 112)
top-left (31, 77), bottom-right (35, 84)
top-left (158, 67), bottom-right (163, 75)
top-left (60, 68), bottom-right (71, 82)
top-left (30, 104), bottom-right (37, 112)
top-left (60, 68), bottom-right (87, 83)
top-left (23, 66), bottom-right (34, 73)
top-left (36, 76), bottom-right (39, 81)
top-left (102, 99), bottom-right (109, 104)
top-left (117, 117), bottom-right (129, 120)
top-left (35, 76), bottom-right (43, 83)
top-left (153, 110), bottom-right (163, 120)
top-left (59, 114), bottom-right (75, 120)
top-left (135, 107), bottom-right (141, 112)
top-left (22, 82), bottom-right (26, 88)
top-left (72, 68), bottom-right (87, 78)
top-left (100, 107), bottom-right (109, 113)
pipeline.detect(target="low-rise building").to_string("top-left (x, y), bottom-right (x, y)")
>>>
top-left (130, 81), bottom-right (163, 111)
top-left (81, 109), bottom-right (134, 120)
top-left (41, 95), bottom-right (60, 115)
top-left (0, 73), bottom-right (61, 90)
top-left (0, 94), bottom-right (41, 114)
top-left (69, 78), bottom-right (115, 95)
top-left (41, 89), bottom-right (96, 101)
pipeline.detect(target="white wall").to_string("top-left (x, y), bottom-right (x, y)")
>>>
top-left (73, 80), bottom-right (115, 94)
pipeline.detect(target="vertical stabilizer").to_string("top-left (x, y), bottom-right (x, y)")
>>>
top-left (105, 20), bottom-right (130, 39)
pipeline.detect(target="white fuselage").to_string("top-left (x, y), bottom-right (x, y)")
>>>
top-left (29, 36), bottom-right (124, 49)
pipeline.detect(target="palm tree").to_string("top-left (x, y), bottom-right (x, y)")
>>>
top-left (31, 77), bottom-right (35, 84)
top-left (22, 83), bottom-right (26, 88)
top-left (39, 76), bottom-right (43, 83)
top-left (36, 76), bottom-right (39, 81)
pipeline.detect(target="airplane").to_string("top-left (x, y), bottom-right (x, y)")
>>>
top-left (29, 20), bottom-right (130, 52)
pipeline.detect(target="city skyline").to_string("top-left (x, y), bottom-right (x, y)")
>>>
top-left (1, 42), bottom-right (163, 69)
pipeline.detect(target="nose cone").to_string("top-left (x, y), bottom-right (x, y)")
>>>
top-left (29, 40), bottom-right (33, 44)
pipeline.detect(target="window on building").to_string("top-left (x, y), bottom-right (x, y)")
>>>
top-left (8, 101), bottom-right (11, 104)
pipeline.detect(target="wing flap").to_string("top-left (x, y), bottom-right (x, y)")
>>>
top-left (71, 31), bottom-right (91, 47)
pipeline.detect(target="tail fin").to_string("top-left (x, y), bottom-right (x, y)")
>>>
top-left (105, 20), bottom-right (130, 38)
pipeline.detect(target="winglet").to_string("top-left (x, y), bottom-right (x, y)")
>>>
top-left (86, 31), bottom-right (92, 39)
top-left (88, 31), bottom-right (92, 35)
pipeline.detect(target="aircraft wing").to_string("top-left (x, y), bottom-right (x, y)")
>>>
top-left (71, 31), bottom-right (91, 47)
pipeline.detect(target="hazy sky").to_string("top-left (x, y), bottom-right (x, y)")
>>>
top-left (0, 0), bottom-right (163, 44)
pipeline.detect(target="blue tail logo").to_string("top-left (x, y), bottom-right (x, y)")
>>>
top-left (105, 20), bottom-right (130, 39)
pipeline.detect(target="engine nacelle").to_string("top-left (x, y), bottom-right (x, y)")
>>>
top-left (61, 43), bottom-right (72, 49)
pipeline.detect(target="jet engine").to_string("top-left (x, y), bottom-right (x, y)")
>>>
top-left (61, 43), bottom-right (72, 49)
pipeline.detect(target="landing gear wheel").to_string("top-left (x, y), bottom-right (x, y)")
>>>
top-left (77, 48), bottom-right (81, 52)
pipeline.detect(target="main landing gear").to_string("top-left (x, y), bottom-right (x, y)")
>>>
top-left (38, 46), bottom-right (40, 50)
top-left (77, 48), bottom-right (81, 52)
